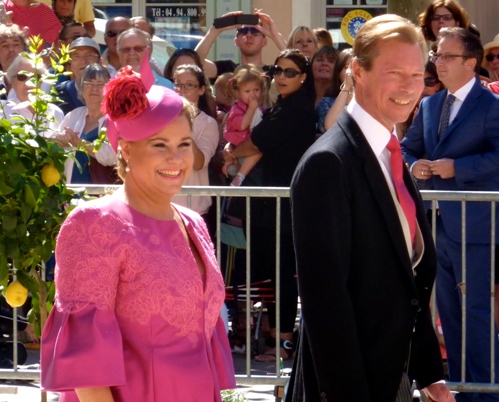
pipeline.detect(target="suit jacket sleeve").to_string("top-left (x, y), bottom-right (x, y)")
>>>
top-left (291, 147), bottom-right (372, 401)
top-left (453, 96), bottom-right (499, 187)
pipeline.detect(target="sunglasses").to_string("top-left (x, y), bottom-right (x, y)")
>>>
top-left (118, 45), bottom-right (147, 54)
top-left (431, 14), bottom-right (454, 22)
top-left (237, 27), bottom-right (261, 36)
top-left (424, 76), bottom-right (439, 87)
top-left (106, 29), bottom-right (127, 38)
top-left (273, 66), bottom-right (302, 78)
top-left (15, 73), bottom-right (29, 82)
top-left (486, 54), bottom-right (499, 62)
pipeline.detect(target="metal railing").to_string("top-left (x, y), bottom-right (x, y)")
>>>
top-left (4, 186), bottom-right (499, 395)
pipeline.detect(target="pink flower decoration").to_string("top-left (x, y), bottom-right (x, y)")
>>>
top-left (102, 66), bottom-right (148, 120)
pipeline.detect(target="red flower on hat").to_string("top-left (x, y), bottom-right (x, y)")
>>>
top-left (102, 66), bottom-right (148, 120)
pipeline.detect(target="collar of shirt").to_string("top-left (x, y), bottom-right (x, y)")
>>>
top-left (447, 76), bottom-right (476, 122)
top-left (347, 98), bottom-right (393, 164)
top-left (449, 75), bottom-right (476, 102)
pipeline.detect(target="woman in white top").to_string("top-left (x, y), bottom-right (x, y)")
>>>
top-left (2, 54), bottom-right (63, 134)
top-left (172, 64), bottom-right (219, 222)
top-left (55, 63), bottom-right (116, 183)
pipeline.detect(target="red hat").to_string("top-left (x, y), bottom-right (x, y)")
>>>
top-left (102, 49), bottom-right (184, 152)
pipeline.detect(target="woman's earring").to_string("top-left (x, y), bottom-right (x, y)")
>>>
top-left (301, 80), bottom-right (304, 84)
top-left (125, 160), bottom-right (130, 173)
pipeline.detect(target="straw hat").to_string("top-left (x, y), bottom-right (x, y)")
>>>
top-left (482, 33), bottom-right (499, 67)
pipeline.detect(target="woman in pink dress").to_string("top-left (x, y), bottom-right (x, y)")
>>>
top-left (40, 55), bottom-right (235, 402)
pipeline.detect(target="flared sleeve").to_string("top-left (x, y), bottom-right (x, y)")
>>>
top-left (210, 317), bottom-right (236, 390)
top-left (41, 206), bottom-right (127, 391)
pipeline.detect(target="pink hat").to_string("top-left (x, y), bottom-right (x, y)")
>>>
top-left (102, 50), bottom-right (184, 152)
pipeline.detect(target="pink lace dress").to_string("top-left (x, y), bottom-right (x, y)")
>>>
top-left (41, 193), bottom-right (235, 401)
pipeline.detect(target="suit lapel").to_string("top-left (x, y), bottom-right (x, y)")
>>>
top-left (435, 80), bottom-right (482, 149)
top-left (426, 92), bottom-right (446, 158)
top-left (337, 113), bottom-right (415, 278)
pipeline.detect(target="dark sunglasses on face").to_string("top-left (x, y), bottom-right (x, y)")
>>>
top-left (15, 73), bottom-right (29, 82)
top-left (106, 29), bottom-right (126, 38)
top-left (237, 27), bottom-right (261, 36)
top-left (273, 65), bottom-right (302, 78)
top-left (424, 76), bottom-right (439, 87)
top-left (486, 53), bottom-right (499, 62)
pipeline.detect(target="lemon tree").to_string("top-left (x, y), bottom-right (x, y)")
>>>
top-left (0, 36), bottom-right (80, 335)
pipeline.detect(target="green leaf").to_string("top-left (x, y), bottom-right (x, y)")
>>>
top-left (0, 176), bottom-right (14, 194)
top-left (2, 215), bottom-right (16, 233)
top-left (24, 184), bottom-right (36, 207)
top-left (16, 270), bottom-right (40, 293)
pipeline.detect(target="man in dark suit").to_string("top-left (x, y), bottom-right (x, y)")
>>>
top-left (288, 15), bottom-right (454, 402)
top-left (402, 27), bottom-right (499, 402)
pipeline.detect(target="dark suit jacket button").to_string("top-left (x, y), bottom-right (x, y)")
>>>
top-left (411, 298), bottom-right (419, 306)
top-left (320, 391), bottom-right (327, 397)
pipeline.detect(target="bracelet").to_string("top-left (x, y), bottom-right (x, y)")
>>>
top-left (340, 89), bottom-right (353, 95)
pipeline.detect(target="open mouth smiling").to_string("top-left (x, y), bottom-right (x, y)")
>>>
top-left (158, 169), bottom-right (181, 177)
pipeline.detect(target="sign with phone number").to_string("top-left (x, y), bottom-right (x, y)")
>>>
top-left (149, 6), bottom-right (206, 18)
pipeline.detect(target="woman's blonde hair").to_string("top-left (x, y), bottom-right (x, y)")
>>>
top-left (286, 26), bottom-right (319, 49)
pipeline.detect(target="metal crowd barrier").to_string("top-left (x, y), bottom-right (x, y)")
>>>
top-left (3, 186), bottom-right (499, 396)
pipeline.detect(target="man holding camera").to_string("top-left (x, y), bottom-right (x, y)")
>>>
top-left (195, 10), bottom-right (286, 80)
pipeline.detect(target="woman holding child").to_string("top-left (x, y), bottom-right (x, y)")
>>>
top-left (223, 49), bottom-right (316, 362)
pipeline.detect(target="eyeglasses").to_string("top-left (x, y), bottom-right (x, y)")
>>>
top-left (106, 29), bottom-right (127, 38)
top-left (83, 81), bottom-right (106, 90)
top-left (424, 76), bottom-right (439, 87)
top-left (273, 66), bottom-right (302, 78)
top-left (486, 53), bottom-right (499, 62)
top-left (431, 14), bottom-right (454, 22)
top-left (174, 83), bottom-right (199, 90)
top-left (429, 51), bottom-right (469, 64)
top-left (118, 45), bottom-right (147, 54)
top-left (237, 27), bottom-right (261, 36)
top-left (15, 73), bottom-right (29, 82)
top-left (63, 33), bottom-right (90, 41)
top-left (71, 52), bottom-right (99, 62)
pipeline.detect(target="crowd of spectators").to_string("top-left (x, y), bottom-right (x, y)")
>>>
top-left (4, 0), bottom-right (499, 397)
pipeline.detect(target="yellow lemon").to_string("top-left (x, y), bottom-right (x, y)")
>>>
top-left (5, 280), bottom-right (28, 308)
top-left (41, 162), bottom-right (61, 187)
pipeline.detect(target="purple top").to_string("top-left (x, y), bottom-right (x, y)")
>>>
top-left (41, 192), bottom-right (235, 401)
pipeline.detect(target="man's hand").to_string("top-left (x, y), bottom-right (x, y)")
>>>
top-left (429, 158), bottom-right (455, 179)
top-left (423, 383), bottom-right (455, 401)
top-left (254, 9), bottom-right (286, 51)
top-left (412, 159), bottom-right (433, 180)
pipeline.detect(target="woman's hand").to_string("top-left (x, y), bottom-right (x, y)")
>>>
top-left (223, 142), bottom-right (236, 164)
top-left (63, 127), bottom-right (82, 147)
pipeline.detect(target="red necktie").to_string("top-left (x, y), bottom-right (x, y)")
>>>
top-left (386, 135), bottom-right (416, 245)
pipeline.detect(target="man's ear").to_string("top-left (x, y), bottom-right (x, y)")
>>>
top-left (465, 57), bottom-right (477, 72)
top-left (351, 59), bottom-right (363, 84)
top-left (262, 35), bottom-right (267, 48)
top-left (234, 36), bottom-right (240, 48)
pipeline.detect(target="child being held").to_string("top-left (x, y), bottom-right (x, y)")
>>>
top-left (214, 73), bottom-right (235, 131)
top-left (222, 64), bottom-right (269, 186)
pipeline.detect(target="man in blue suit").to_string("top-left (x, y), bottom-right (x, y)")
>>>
top-left (402, 27), bottom-right (499, 402)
